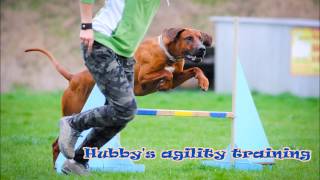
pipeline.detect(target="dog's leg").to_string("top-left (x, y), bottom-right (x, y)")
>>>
top-left (52, 138), bottom-right (59, 168)
top-left (172, 67), bottom-right (209, 91)
top-left (137, 69), bottom-right (173, 92)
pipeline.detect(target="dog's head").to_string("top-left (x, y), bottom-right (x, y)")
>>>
top-left (163, 28), bottom-right (212, 63)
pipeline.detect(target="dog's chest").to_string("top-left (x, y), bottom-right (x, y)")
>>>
top-left (164, 66), bottom-right (175, 73)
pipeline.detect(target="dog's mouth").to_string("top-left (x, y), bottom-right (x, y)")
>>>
top-left (184, 53), bottom-right (203, 63)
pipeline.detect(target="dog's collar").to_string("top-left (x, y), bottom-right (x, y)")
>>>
top-left (158, 35), bottom-right (180, 63)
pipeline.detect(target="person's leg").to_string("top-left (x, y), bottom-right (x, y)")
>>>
top-left (70, 43), bottom-right (137, 130)
top-left (73, 55), bottom-right (136, 165)
top-left (59, 42), bottom-right (137, 160)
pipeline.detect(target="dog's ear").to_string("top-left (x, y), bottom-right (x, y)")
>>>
top-left (163, 28), bottom-right (185, 42)
top-left (201, 32), bottom-right (213, 47)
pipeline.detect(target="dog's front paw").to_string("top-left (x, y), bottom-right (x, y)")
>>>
top-left (197, 75), bottom-right (209, 91)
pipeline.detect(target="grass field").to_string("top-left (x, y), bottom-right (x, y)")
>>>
top-left (1, 89), bottom-right (319, 179)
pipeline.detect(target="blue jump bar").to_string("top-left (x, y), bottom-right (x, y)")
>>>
top-left (136, 109), bottom-right (157, 116)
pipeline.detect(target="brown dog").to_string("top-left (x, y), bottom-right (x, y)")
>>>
top-left (25, 28), bottom-right (212, 167)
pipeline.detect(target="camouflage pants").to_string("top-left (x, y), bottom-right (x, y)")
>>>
top-left (70, 41), bottom-right (137, 164)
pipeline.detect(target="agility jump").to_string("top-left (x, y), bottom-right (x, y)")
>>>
top-left (55, 18), bottom-right (274, 172)
top-left (136, 109), bottom-right (234, 118)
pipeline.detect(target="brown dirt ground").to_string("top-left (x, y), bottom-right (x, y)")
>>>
top-left (1, 0), bottom-right (319, 92)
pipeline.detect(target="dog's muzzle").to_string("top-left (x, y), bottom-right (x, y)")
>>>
top-left (184, 46), bottom-right (206, 63)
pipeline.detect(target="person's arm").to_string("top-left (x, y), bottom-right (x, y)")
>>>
top-left (79, 1), bottom-right (94, 53)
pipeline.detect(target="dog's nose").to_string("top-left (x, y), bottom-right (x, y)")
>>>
top-left (199, 47), bottom-right (206, 53)
top-left (197, 46), bottom-right (206, 56)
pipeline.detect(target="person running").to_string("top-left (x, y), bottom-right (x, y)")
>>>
top-left (59, 0), bottom-right (161, 175)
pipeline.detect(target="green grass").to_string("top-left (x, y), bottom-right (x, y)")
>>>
top-left (1, 89), bottom-right (319, 179)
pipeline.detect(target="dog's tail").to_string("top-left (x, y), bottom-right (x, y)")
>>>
top-left (25, 48), bottom-right (73, 81)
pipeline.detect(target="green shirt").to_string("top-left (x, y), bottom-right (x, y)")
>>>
top-left (81, 0), bottom-right (160, 57)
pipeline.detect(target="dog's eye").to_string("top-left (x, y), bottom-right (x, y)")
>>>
top-left (185, 36), bottom-right (193, 42)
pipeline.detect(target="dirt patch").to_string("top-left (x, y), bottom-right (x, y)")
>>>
top-left (1, 0), bottom-right (319, 92)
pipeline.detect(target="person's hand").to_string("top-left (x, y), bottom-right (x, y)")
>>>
top-left (80, 29), bottom-right (94, 53)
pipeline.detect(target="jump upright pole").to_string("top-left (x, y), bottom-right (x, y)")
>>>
top-left (230, 17), bottom-right (239, 166)
top-left (201, 16), bottom-right (274, 170)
